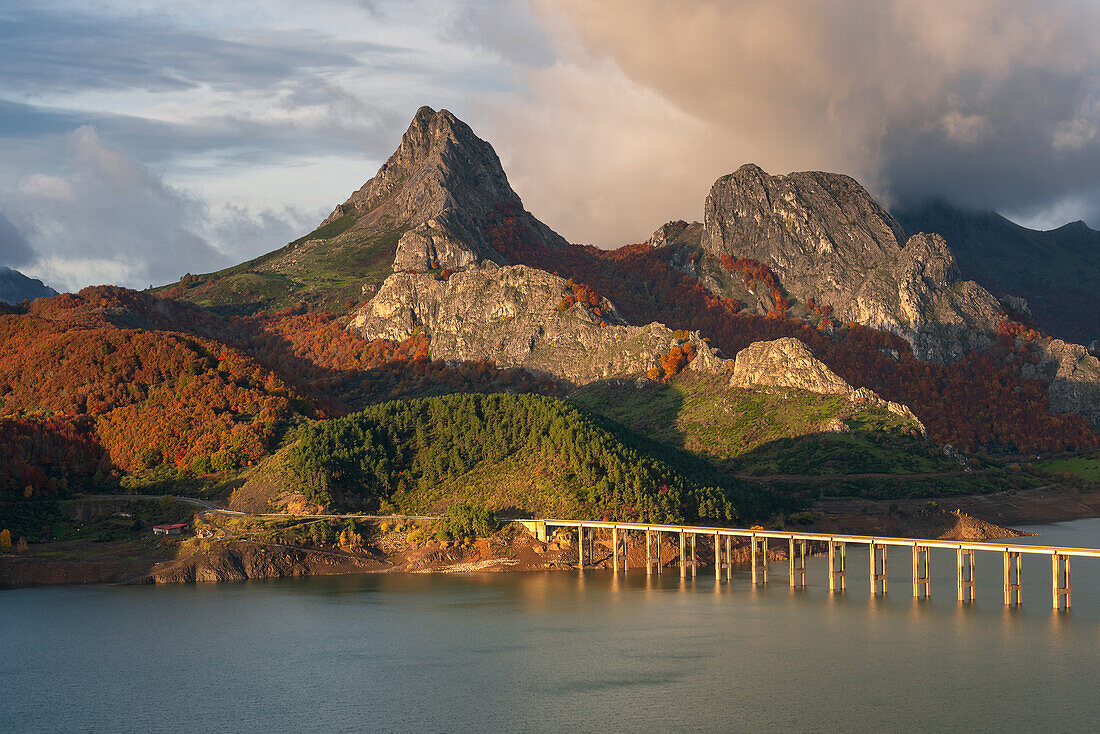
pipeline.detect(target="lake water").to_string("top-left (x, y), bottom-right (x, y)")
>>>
top-left (5, 519), bottom-right (1100, 733)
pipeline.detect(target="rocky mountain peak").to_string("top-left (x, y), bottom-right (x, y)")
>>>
top-left (323, 106), bottom-right (565, 272)
top-left (704, 164), bottom-right (907, 300)
top-left (702, 164), bottom-right (1006, 362)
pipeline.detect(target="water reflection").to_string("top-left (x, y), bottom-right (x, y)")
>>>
top-left (5, 519), bottom-right (1100, 732)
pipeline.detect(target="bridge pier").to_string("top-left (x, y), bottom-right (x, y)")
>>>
top-left (957, 548), bottom-right (975, 602)
top-left (828, 540), bottom-right (846, 591)
top-left (913, 545), bottom-right (931, 598)
top-left (869, 542), bottom-right (887, 596)
top-left (751, 536), bottom-right (768, 585)
top-left (577, 524), bottom-right (584, 570)
top-left (789, 538), bottom-right (807, 588)
top-left (1052, 554), bottom-right (1071, 610)
top-left (1003, 550), bottom-right (1021, 605)
top-left (714, 532), bottom-right (721, 581)
top-left (612, 527), bottom-right (619, 574)
top-left (690, 533), bottom-right (697, 578)
top-left (726, 536), bottom-right (733, 581)
top-left (645, 530), bottom-right (652, 575)
top-left (680, 531), bottom-right (687, 578)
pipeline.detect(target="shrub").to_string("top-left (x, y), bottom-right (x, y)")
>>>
top-left (191, 455), bottom-right (214, 475)
top-left (436, 502), bottom-right (498, 542)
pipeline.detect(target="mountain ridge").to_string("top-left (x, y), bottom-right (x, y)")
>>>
top-left (0, 266), bottom-right (56, 305)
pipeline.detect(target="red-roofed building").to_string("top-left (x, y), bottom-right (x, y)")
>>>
top-left (152, 523), bottom-right (188, 536)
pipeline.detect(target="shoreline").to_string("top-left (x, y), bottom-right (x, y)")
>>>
top-left (4, 488), bottom-right (1100, 590)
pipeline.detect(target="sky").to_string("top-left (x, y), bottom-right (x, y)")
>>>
top-left (2, 0), bottom-right (1099, 291)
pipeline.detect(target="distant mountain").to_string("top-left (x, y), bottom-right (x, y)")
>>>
top-left (0, 266), bottom-right (56, 305)
top-left (894, 200), bottom-right (1100, 345)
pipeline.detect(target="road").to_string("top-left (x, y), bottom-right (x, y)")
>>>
top-left (77, 493), bottom-right (438, 521)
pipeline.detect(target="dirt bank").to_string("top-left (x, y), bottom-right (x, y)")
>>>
top-left (0, 541), bottom-right (170, 589)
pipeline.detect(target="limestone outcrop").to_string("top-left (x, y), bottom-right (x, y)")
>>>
top-left (1031, 340), bottom-right (1100, 428)
top-left (729, 338), bottom-right (924, 432)
top-left (703, 164), bottom-right (1003, 362)
top-left (350, 263), bottom-right (723, 385)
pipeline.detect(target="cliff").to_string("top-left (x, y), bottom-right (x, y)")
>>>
top-left (350, 263), bottom-right (725, 385)
top-left (703, 164), bottom-right (1004, 362)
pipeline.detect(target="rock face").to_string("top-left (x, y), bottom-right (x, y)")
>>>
top-left (850, 233), bottom-right (1003, 361)
top-left (730, 338), bottom-right (924, 431)
top-left (0, 267), bottom-right (56, 305)
top-left (703, 164), bottom-right (1003, 362)
top-left (1033, 340), bottom-right (1100, 428)
top-left (324, 106), bottom-right (565, 271)
top-left (350, 263), bottom-right (724, 385)
top-left (896, 199), bottom-right (1100, 344)
top-left (646, 220), bottom-right (704, 249)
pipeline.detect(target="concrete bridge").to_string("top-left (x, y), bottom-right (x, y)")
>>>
top-left (518, 519), bottom-right (1100, 609)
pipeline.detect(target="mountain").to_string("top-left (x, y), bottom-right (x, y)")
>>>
top-left (894, 199), bottom-right (1100, 346)
top-left (3, 104), bottom-right (1097, 543)
top-left (700, 164), bottom-right (1003, 363)
top-left (340, 109), bottom-right (1096, 445)
top-left (160, 106), bottom-right (563, 314)
top-left (0, 267), bottom-right (56, 305)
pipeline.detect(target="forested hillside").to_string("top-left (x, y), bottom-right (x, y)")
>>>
top-left (280, 393), bottom-right (791, 523)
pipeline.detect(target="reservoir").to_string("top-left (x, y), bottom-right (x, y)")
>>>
top-left (5, 518), bottom-right (1100, 732)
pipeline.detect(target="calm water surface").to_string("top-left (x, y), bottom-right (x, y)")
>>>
top-left (5, 519), bottom-right (1100, 733)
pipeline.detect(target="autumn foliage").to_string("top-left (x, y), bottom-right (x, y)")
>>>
top-left (719, 254), bottom-right (790, 316)
top-left (0, 415), bottom-right (107, 497)
top-left (485, 200), bottom-right (1096, 454)
top-left (0, 287), bottom-right (564, 479)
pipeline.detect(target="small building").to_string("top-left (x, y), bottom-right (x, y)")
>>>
top-left (152, 523), bottom-right (188, 536)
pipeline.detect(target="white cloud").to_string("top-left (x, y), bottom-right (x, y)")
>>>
top-left (9, 127), bottom-right (313, 290)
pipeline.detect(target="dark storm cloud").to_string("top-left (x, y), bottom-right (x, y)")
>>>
top-left (490, 0), bottom-right (1100, 244)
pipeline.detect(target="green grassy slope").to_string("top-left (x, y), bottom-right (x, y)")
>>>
top-left (156, 217), bottom-right (404, 315)
top-left (569, 372), bottom-right (941, 477)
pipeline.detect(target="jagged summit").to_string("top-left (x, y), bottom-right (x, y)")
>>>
top-left (160, 106), bottom-right (567, 312)
top-left (325, 106), bottom-right (565, 271)
top-left (705, 164), bottom-right (907, 301)
top-left (702, 163), bottom-right (1003, 362)
top-left (324, 106), bottom-right (513, 227)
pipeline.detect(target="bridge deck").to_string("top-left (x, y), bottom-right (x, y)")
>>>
top-left (527, 519), bottom-right (1100, 558)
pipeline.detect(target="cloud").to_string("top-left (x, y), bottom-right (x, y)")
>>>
top-left (9, 126), bottom-right (312, 290)
top-left (0, 7), bottom-right (383, 96)
top-left (482, 0), bottom-right (1100, 243)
